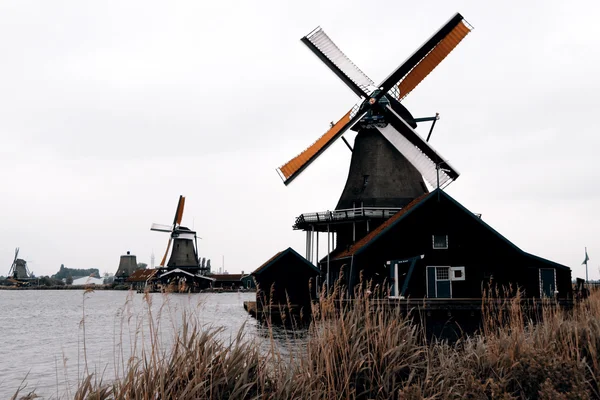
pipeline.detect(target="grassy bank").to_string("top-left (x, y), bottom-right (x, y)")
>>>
top-left (13, 289), bottom-right (600, 399)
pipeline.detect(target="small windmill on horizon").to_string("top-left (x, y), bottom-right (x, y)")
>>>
top-left (8, 247), bottom-right (32, 280)
top-left (582, 247), bottom-right (590, 282)
top-left (151, 195), bottom-right (204, 273)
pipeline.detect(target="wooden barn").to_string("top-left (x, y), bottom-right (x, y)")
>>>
top-left (210, 273), bottom-right (244, 289)
top-left (322, 189), bottom-right (572, 300)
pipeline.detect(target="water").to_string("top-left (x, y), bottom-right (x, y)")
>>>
top-left (0, 290), bottom-right (264, 399)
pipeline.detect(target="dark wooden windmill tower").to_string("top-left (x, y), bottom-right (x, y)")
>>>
top-left (114, 251), bottom-right (138, 283)
top-left (277, 13), bottom-right (472, 288)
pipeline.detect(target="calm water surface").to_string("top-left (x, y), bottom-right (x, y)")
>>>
top-left (0, 290), bottom-right (279, 399)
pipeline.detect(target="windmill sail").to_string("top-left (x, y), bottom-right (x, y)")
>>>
top-left (151, 223), bottom-right (173, 232)
top-left (175, 196), bottom-right (185, 225)
top-left (377, 105), bottom-right (458, 188)
top-left (302, 27), bottom-right (375, 98)
top-left (160, 237), bottom-right (172, 267)
top-left (277, 106), bottom-right (368, 185)
top-left (378, 13), bottom-right (472, 99)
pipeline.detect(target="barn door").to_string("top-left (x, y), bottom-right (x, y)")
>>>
top-left (539, 268), bottom-right (556, 298)
top-left (427, 266), bottom-right (451, 298)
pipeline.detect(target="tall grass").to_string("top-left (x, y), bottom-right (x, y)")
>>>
top-left (15, 287), bottom-right (600, 399)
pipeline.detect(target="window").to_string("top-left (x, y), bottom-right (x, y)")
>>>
top-left (451, 266), bottom-right (465, 281)
top-left (436, 267), bottom-right (449, 280)
top-left (432, 234), bottom-right (448, 249)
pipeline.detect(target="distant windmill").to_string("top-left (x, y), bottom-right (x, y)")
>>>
top-left (8, 248), bottom-right (31, 280)
top-left (151, 196), bottom-right (202, 272)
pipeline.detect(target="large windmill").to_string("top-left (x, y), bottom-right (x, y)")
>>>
top-left (277, 13), bottom-right (472, 272)
top-left (151, 195), bottom-right (202, 272)
top-left (8, 248), bottom-right (32, 280)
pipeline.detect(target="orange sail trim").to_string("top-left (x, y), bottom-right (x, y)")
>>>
top-left (160, 237), bottom-right (172, 266)
top-left (176, 196), bottom-right (185, 225)
top-left (278, 109), bottom-right (352, 180)
top-left (398, 21), bottom-right (471, 101)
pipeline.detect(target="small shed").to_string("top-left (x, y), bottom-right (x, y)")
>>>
top-left (324, 189), bottom-right (572, 300)
top-left (252, 247), bottom-right (320, 310)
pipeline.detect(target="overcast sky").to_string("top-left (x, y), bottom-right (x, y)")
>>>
top-left (0, 0), bottom-right (597, 280)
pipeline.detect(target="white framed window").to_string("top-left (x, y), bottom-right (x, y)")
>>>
top-left (432, 234), bottom-right (448, 249)
top-left (451, 266), bottom-right (465, 281)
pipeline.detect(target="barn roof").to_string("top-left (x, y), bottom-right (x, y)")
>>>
top-left (159, 268), bottom-right (216, 281)
top-left (333, 192), bottom-right (430, 260)
top-left (332, 189), bottom-right (569, 271)
top-left (126, 269), bottom-right (158, 282)
top-left (252, 247), bottom-right (320, 276)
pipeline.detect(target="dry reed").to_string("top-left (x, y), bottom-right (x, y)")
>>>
top-left (14, 286), bottom-right (600, 400)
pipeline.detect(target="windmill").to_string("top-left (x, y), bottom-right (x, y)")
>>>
top-left (276, 13), bottom-right (473, 269)
top-left (8, 247), bottom-right (31, 280)
top-left (151, 195), bottom-right (202, 272)
top-left (278, 13), bottom-right (471, 193)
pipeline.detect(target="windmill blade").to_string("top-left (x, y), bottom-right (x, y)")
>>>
top-left (277, 105), bottom-right (368, 185)
top-left (173, 195), bottom-right (185, 226)
top-left (13, 248), bottom-right (19, 264)
top-left (302, 27), bottom-right (374, 98)
top-left (377, 13), bottom-right (472, 100)
top-left (159, 237), bottom-right (172, 267)
top-left (151, 223), bottom-right (173, 232)
top-left (376, 105), bottom-right (459, 188)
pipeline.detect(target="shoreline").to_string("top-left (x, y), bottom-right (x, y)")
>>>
top-left (0, 284), bottom-right (256, 293)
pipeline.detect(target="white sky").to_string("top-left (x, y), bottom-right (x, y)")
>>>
top-left (0, 0), bottom-right (597, 280)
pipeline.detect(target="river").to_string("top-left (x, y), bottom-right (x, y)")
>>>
top-left (0, 289), bottom-right (270, 399)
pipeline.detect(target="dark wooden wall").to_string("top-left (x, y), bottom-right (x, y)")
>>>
top-left (347, 193), bottom-right (572, 299)
top-left (254, 252), bottom-right (318, 308)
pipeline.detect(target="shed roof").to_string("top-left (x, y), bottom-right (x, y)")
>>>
top-left (252, 247), bottom-right (320, 276)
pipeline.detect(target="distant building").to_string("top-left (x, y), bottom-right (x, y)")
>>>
top-left (114, 251), bottom-right (138, 283)
top-left (210, 273), bottom-right (243, 289)
top-left (72, 276), bottom-right (105, 286)
top-left (240, 274), bottom-right (255, 289)
top-left (126, 269), bottom-right (159, 292)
